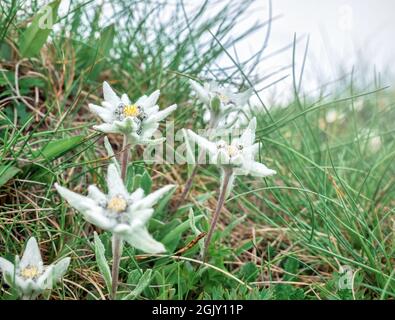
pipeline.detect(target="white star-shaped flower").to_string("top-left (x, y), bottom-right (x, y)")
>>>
top-left (89, 82), bottom-right (177, 145)
top-left (0, 237), bottom-right (70, 299)
top-left (55, 164), bottom-right (175, 253)
top-left (187, 117), bottom-right (276, 177)
top-left (189, 79), bottom-right (252, 126)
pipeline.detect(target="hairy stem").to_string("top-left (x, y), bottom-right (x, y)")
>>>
top-left (111, 135), bottom-right (129, 300)
top-left (203, 167), bottom-right (233, 262)
top-left (111, 234), bottom-right (122, 300)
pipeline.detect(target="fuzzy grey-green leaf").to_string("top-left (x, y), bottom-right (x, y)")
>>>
top-left (93, 232), bottom-right (112, 294)
top-left (19, 0), bottom-right (61, 57)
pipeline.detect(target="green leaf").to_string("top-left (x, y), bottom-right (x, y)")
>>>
top-left (283, 255), bottom-right (299, 282)
top-left (0, 165), bottom-right (21, 187)
top-left (98, 24), bottom-right (115, 57)
top-left (210, 96), bottom-right (221, 115)
top-left (88, 24), bottom-right (115, 79)
top-left (122, 269), bottom-right (153, 300)
top-left (239, 262), bottom-right (259, 282)
top-left (140, 171), bottom-right (152, 194)
top-left (94, 232), bottom-right (112, 293)
top-left (0, 41), bottom-right (12, 60)
top-left (19, 0), bottom-right (61, 57)
top-left (161, 215), bottom-right (204, 249)
top-left (32, 135), bottom-right (84, 161)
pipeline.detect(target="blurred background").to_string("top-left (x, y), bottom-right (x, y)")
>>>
top-left (57, 0), bottom-right (395, 104)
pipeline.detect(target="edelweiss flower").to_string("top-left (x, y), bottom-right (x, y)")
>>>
top-left (55, 164), bottom-right (174, 253)
top-left (189, 79), bottom-right (252, 126)
top-left (187, 117), bottom-right (276, 177)
top-left (89, 82), bottom-right (177, 145)
top-left (0, 237), bottom-right (70, 299)
top-left (217, 103), bottom-right (266, 129)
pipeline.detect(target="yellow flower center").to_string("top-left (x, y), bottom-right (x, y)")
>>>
top-left (20, 266), bottom-right (40, 279)
top-left (226, 145), bottom-right (239, 157)
top-left (123, 104), bottom-right (140, 118)
top-left (218, 94), bottom-right (230, 104)
top-left (107, 196), bottom-right (127, 213)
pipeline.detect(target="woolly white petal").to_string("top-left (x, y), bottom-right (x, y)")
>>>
top-left (93, 123), bottom-right (120, 134)
top-left (190, 79), bottom-right (210, 105)
top-left (55, 183), bottom-right (97, 213)
top-left (85, 208), bottom-right (115, 230)
top-left (239, 117), bottom-right (256, 147)
top-left (141, 90), bottom-right (160, 109)
top-left (103, 81), bottom-right (121, 106)
top-left (55, 183), bottom-right (113, 229)
top-left (141, 122), bottom-right (159, 139)
top-left (144, 105), bottom-right (159, 116)
top-left (129, 188), bottom-right (144, 202)
top-left (51, 257), bottom-right (71, 282)
top-left (20, 237), bottom-right (42, 270)
top-left (106, 164), bottom-right (128, 198)
top-left (246, 143), bottom-right (260, 158)
top-left (145, 104), bottom-right (177, 124)
top-left (122, 227), bottom-right (166, 253)
top-left (87, 185), bottom-right (106, 203)
top-left (203, 109), bottom-right (211, 123)
top-left (88, 104), bottom-right (114, 123)
top-left (121, 94), bottom-right (131, 105)
top-left (233, 87), bottom-right (253, 106)
top-left (244, 161), bottom-right (276, 177)
top-left (187, 129), bottom-right (217, 156)
top-left (102, 101), bottom-right (116, 111)
top-left (36, 265), bottom-right (54, 290)
top-left (0, 257), bottom-right (14, 276)
top-left (128, 208), bottom-right (154, 226)
top-left (131, 185), bottom-right (175, 211)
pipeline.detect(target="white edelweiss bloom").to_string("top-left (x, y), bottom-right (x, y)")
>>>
top-left (0, 237), bottom-right (70, 300)
top-left (187, 117), bottom-right (276, 177)
top-left (217, 103), bottom-right (266, 129)
top-left (55, 164), bottom-right (175, 253)
top-left (325, 109), bottom-right (345, 124)
top-left (89, 81), bottom-right (177, 145)
top-left (357, 129), bottom-right (382, 153)
top-left (189, 79), bottom-right (252, 126)
top-left (368, 136), bottom-right (382, 153)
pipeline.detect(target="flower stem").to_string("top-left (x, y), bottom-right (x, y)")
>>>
top-left (203, 167), bottom-right (233, 262)
top-left (111, 234), bottom-right (122, 300)
top-left (174, 152), bottom-right (202, 210)
top-left (111, 135), bottom-right (129, 300)
top-left (120, 135), bottom-right (130, 180)
top-left (174, 120), bottom-right (216, 211)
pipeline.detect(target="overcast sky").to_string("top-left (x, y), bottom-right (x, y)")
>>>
top-left (229, 0), bottom-right (395, 103)
top-left (58, 0), bottom-right (395, 103)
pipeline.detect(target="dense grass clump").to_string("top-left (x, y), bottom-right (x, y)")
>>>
top-left (0, 0), bottom-right (394, 300)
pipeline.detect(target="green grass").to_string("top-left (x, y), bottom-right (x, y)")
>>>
top-left (0, 0), bottom-right (394, 300)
